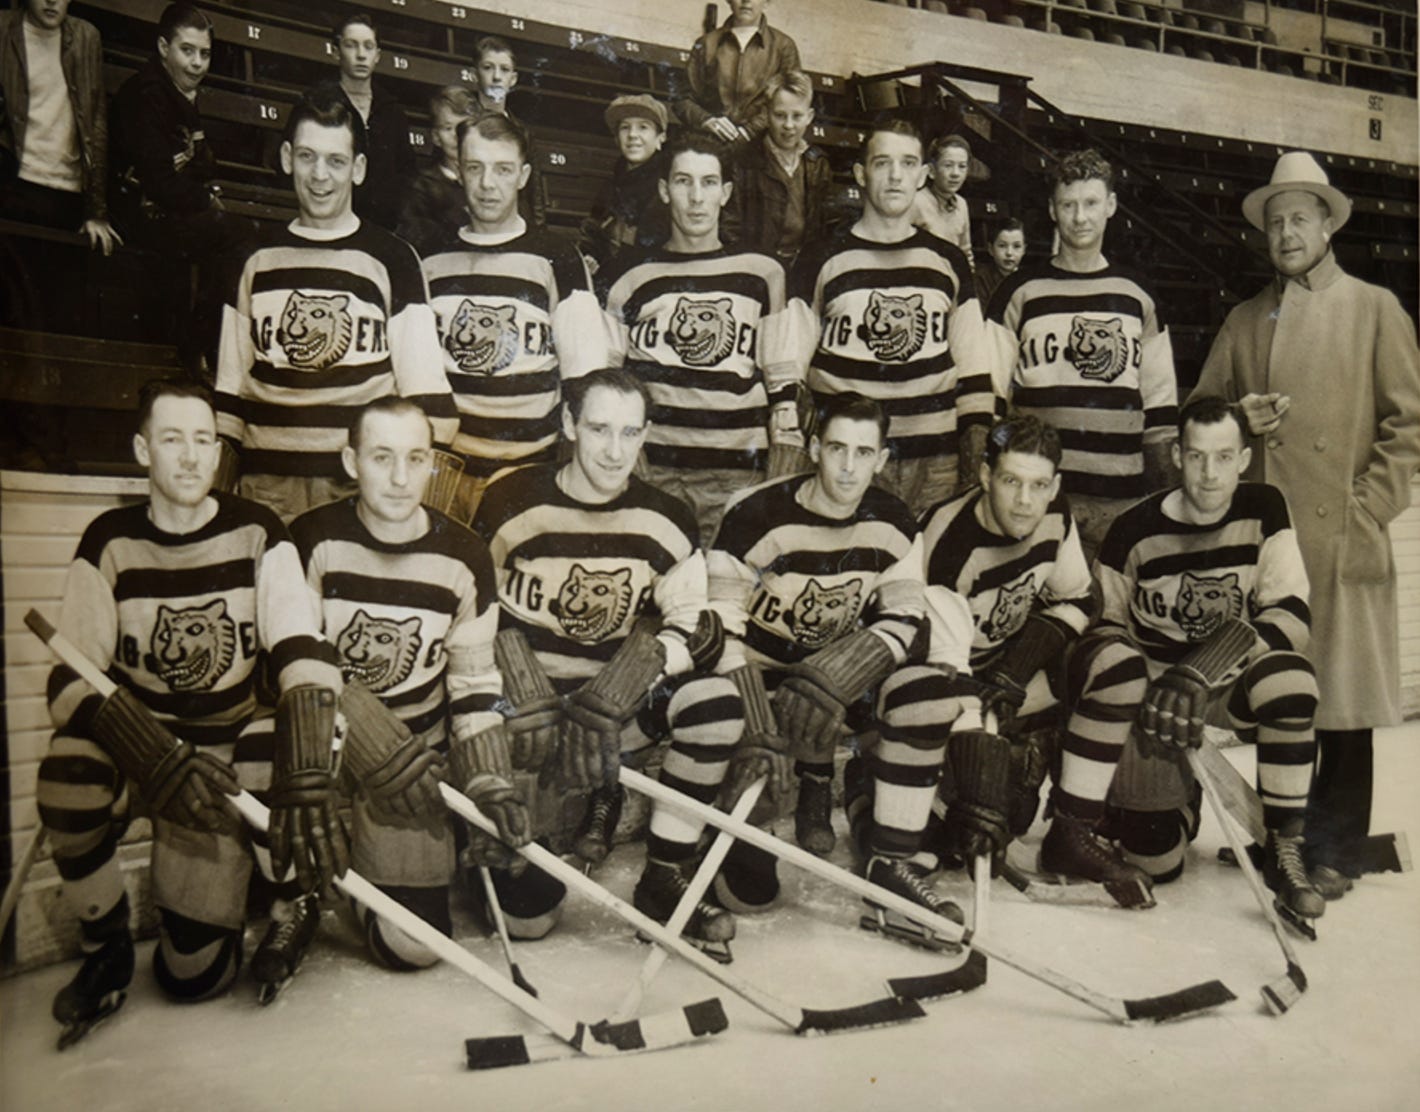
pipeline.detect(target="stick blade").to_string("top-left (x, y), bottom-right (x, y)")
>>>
top-left (589, 997), bottom-right (728, 1052)
top-left (1261, 961), bottom-right (1307, 1017)
top-left (466, 1028), bottom-right (582, 1070)
top-left (886, 950), bottom-right (989, 1002)
top-left (794, 994), bottom-right (926, 1036)
top-left (1122, 979), bottom-right (1236, 1025)
top-left (1001, 862), bottom-right (1155, 910)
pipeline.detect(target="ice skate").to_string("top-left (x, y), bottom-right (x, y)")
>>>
top-left (859, 854), bottom-right (964, 954)
top-left (1039, 812), bottom-right (1154, 907)
top-left (572, 784), bottom-right (624, 867)
top-left (1259, 828), bottom-right (1325, 939)
top-left (634, 857), bottom-right (735, 964)
top-left (795, 773), bottom-right (836, 857)
top-left (53, 931), bottom-right (134, 1050)
top-left (251, 894), bottom-right (320, 1004)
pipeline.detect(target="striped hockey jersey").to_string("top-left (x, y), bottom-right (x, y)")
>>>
top-left (1096, 482), bottom-right (1311, 668)
top-left (472, 465), bottom-right (707, 683)
top-left (423, 224), bottom-right (609, 478)
top-left (215, 219), bottom-right (458, 480)
top-left (709, 475), bottom-right (925, 671)
top-left (602, 245), bottom-right (803, 473)
top-left (48, 494), bottom-right (339, 746)
top-left (985, 261), bottom-right (1178, 499)
top-left (919, 487), bottom-right (1094, 672)
top-left (291, 498), bottom-right (502, 744)
top-left (789, 226), bottom-right (994, 461)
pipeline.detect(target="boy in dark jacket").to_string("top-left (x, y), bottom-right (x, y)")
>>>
top-left (578, 93), bottom-right (670, 275)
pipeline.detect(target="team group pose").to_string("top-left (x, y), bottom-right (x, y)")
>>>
top-left (13, 0), bottom-right (1420, 1060)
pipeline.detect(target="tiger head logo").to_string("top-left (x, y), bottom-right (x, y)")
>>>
top-left (148, 600), bottom-right (237, 692)
top-left (335, 609), bottom-right (422, 692)
top-left (982, 574), bottom-right (1036, 643)
top-left (858, 290), bottom-right (927, 362)
top-left (665, 296), bottom-right (737, 367)
top-left (785, 577), bottom-right (864, 649)
top-left (444, 299), bottom-right (519, 374)
top-left (550, 564), bottom-right (635, 642)
top-left (1065, 316), bottom-right (1129, 383)
top-left (1172, 571), bottom-right (1243, 641)
top-left (277, 291), bottom-right (352, 370)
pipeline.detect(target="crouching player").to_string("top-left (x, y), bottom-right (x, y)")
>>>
top-left (1096, 396), bottom-right (1323, 920)
top-left (917, 415), bottom-right (1150, 890)
top-left (36, 380), bottom-right (347, 1044)
top-left (291, 398), bottom-right (527, 970)
top-left (709, 392), bottom-right (966, 941)
top-left (472, 369), bottom-right (743, 956)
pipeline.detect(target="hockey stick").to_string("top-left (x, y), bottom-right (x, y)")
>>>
top-left (998, 858), bottom-right (1156, 910)
top-left (610, 776), bottom-right (766, 1022)
top-left (622, 766), bottom-right (1235, 1025)
top-left (478, 865), bottom-right (538, 998)
top-left (24, 609), bottom-right (727, 1066)
top-left (1, 823), bottom-right (46, 946)
top-left (442, 783), bottom-right (926, 1036)
top-left (1186, 747), bottom-right (1306, 1016)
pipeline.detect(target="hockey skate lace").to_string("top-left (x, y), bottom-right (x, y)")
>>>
top-left (1273, 837), bottom-right (1311, 890)
top-left (886, 859), bottom-right (943, 909)
top-left (262, 900), bottom-right (313, 959)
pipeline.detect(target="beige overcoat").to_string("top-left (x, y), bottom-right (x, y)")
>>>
top-left (1192, 252), bottom-right (1420, 729)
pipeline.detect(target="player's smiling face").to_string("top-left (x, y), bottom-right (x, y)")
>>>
top-left (336, 20), bottom-right (380, 82)
top-left (1174, 415), bottom-right (1251, 522)
top-left (660, 150), bottom-right (731, 246)
top-left (1265, 191), bottom-right (1333, 278)
top-left (1049, 178), bottom-right (1116, 253)
top-left (810, 416), bottom-right (889, 512)
top-left (344, 407), bottom-right (434, 529)
top-left (158, 26), bottom-right (211, 96)
top-left (460, 130), bottom-right (530, 231)
top-left (563, 386), bottom-right (648, 502)
top-left (617, 118), bottom-right (663, 167)
top-left (134, 395), bottom-right (219, 510)
top-left (854, 131), bottom-right (927, 221)
top-left (282, 120), bottom-right (365, 228)
top-left (979, 450), bottom-right (1060, 540)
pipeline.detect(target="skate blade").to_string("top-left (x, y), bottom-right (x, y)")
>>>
top-left (257, 976), bottom-right (293, 1005)
top-left (1004, 863), bottom-right (1155, 910)
top-left (634, 928), bottom-right (733, 965)
top-left (1273, 900), bottom-right (1319, 942)
top-left (859, 913), bottom-right (962, 955)
top-left (57, 991), bottom-right (125, 1051)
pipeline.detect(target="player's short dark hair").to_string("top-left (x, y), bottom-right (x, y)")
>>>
top-left (858, 116), bottom-right (922, 163)
top-left (475, 35), bottom-right (516, 65)
top-left (984, 415), bottom-right (1061, 470)
top-left (430, 84), bottom-right (478, 120)
top-left (1178, 394), bottom-right (1248, 443)
top-left (817, 392), bottom-right (888, 444)
top-left (989, 216), bottom-right (1025, 243)
top-left (564, 369), bottom-right (652, 423)
top-left (137, 378), bottom-right (215, 435)
top-left (1050, 148), bottom-right (1114, 193)
top-left (286, 87), bottom-right (366, 157)
top-left (664, 131), bottom-right (734, 181)
top-left (928, 132), bottom-right (972, 163)
top-left (347, 397), bottom-right (433, 451)
top-left (332, 11), bottom-right (378, 44)
top-left (456, 111), bottom-right (530, 164)
top-left (157, 3), bottom-right (213, 43)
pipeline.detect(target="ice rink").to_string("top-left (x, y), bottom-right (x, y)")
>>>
top-left (2, 728), bottom-right (1416, 1112)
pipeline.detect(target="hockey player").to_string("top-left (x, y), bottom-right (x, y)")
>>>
top-left (214, 87), bottom-right (456, 522)
top-left (290, 397), bottom-right (526, 970)
top-left (790, 117), bottom-right (994, 517)
top-left (1094, 395), bottom-right (1323, 919)
top-left (471, 369), bottom-right (743, 953)
top-left (984, 149), bottom-right (1178, 557)
top-left (602, 131), bottom-right (806, 545)
top-left (35, 379), bottom-right (347, 1043)
top-left (422, 112), bottom-right (607, 520)
top-left (708, 391), bottom-right (965, 936)
top-left (918, 415), bottom-right (1150, 890)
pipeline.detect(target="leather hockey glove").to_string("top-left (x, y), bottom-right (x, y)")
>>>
top-left (557, 629), bottom-right (666, 791)
top-left (494, 629), bottom-right (561, 773)
top-left (270, 685), bottom-right (349, 892)
top-left (977, 614), bottom-right (1071, 730)
top-left (449, 721), bottom-right (530, 870)
top-left (721, 663), bottom-right (792, 810)
top-left (1138, 617), bottom-right (1255, 756)
top-left (942, 729), bottom-right (1013, 860)
top-left (92, 687), bottom-right (239, 833)
top-left (339, 680), bottom-right (444, 832)
top-left (773, 629), bottom-right (897, 762)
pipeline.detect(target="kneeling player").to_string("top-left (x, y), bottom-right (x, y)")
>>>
top-left (472, 369), bottom-right (742, 956)
top-left (1095, 396), bottom-right (1322, 919)
top-left (709, 392), bottom-right (965, 938)
top-left (36, 381), bottom-right (346, 1042)
top-left (919, 415), bottom-right (1150, 891)
top-left (291, 398), bottom-right (527, 970)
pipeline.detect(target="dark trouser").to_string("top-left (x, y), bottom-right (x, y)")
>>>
top-left (1304, 727), bottom-right (1373, 875)
top-left (0, 174), bottom-right (86, 229)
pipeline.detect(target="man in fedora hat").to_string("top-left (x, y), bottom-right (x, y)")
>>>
top-left (1191, 150), bottom-right (1420, 900)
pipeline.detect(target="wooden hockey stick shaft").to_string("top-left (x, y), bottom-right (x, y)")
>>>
top-left (1, 823), bottom-right (46, 943)
top-left (622, 766), bottom-right (1236, 1025)
top-left (611, 777), bottom-right (766, 1022)
top-left (479, 865), bottom-right (538, 997)
top-left (1192, 740), bottom-right (1267, 845)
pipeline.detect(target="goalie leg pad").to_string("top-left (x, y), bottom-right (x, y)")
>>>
top-left (151, 816), bottom-right (252, 932)
top-left (152, 907), bottom-right (243, 1002)
top-left (350, 794), bottom-right (454, 889)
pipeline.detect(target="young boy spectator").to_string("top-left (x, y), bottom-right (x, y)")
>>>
top-left (396, 84), bottom-right (476, 256)
top-left (912, 133), bottom-right (974, 268)
top-left (578, 93), bottom-right (671, 275)
top-left (675, 0), bottom-right (801, 145)
top-left (466, 35), bottom-right (544, 228)
top-left (728, 70), bottom-right (831, 263)
top-left (0, 0), bottom-right (119, 253)
top-left (975, 217), bottom-right (1025, 305)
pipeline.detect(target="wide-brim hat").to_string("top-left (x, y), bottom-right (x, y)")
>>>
top-left (1242, 150), bottom-right (1352, 232)
top-left (605, 94), bottom-right (668, 135)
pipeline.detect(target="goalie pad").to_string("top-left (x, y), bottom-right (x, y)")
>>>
top-left (271, 685), bottom-right (348, 891)
top-left (943, 730), bottom-right (1013, 859)
top-left (494, 628), bottom-right (562, 773)
top-left (92, 687), bottom-right (238, 832)
top-left (774, 629), bottom-right (896, 762)
top-left (558, 629), bottom-right (667, 790)
top-left (722, 664), bottom-right (792, 811)
top-left (339, 681), bottom-right (443, 829)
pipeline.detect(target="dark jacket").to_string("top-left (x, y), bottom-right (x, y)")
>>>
top-left (396, 163), bottom-right (466, 257)
top-left (110, 56), bottom-right (217, 223)
top-left (577, 151), bottom-right (670, 273)
top-left (319, 80), bottom-right (414, 233)
top-left (729, 140), bottom-right (832, 261)
top-left (675, 16), bottom-right (800, 135)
